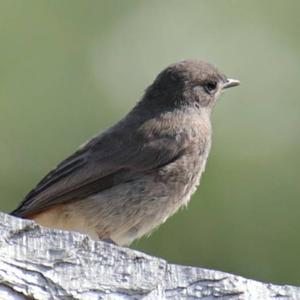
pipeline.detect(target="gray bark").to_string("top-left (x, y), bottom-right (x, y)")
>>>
top-left (0, 212), bottom-right (299, 300)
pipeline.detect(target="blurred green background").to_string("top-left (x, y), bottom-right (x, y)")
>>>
top-left (1, 0), bottom-right (300, 285)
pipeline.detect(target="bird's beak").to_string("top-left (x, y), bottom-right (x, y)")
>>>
top-left (223, 78), bottom-right (240, 89)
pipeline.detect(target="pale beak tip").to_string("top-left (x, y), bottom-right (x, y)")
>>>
top-left (223, 78), bottom-right (240, 89)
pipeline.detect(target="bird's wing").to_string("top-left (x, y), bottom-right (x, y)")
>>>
top-left (11, 122), bottom-right (186, 217)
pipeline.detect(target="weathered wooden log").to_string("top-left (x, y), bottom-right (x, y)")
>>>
top-left (0, 212), bottom-right (299, 299)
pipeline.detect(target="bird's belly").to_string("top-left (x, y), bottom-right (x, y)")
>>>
top-left (32, 151), bottom-right (209, 246)
top-left (107, 154), bottom-right (208, 245)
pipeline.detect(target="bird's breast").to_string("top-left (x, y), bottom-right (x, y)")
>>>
top-left (157, 132), bottom-right (211, 209)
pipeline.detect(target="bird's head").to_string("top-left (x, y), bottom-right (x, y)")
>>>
top-left (144, 59), bottom-right (239, 112)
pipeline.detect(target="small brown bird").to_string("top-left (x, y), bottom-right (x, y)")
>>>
top-left (11, 60), bottom-right (239, 246)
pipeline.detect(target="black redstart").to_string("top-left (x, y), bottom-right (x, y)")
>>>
top-left (11, 60), bottom-right (239, 246)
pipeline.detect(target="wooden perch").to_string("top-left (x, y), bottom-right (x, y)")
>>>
top-left (0, 212), bottom-right (299, 299)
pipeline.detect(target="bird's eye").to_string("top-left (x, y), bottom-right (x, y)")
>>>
top-left (203, 81), bottom-right (217, 94)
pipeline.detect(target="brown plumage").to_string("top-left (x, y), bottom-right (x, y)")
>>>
top-left (11, 60), bottom-right (239, 246)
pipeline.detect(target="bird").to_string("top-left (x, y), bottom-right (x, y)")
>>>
top-left (11, 59), bottom-right (239, 246)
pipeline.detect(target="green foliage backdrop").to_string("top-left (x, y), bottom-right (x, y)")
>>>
top-left (1, 0), bottom-right (299, 285)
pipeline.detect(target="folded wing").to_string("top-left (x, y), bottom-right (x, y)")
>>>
top-left (11, 123), bottom-right (185, 217)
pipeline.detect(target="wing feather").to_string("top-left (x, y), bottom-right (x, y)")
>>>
top-left (11, 121), bottom-right (186, 217)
